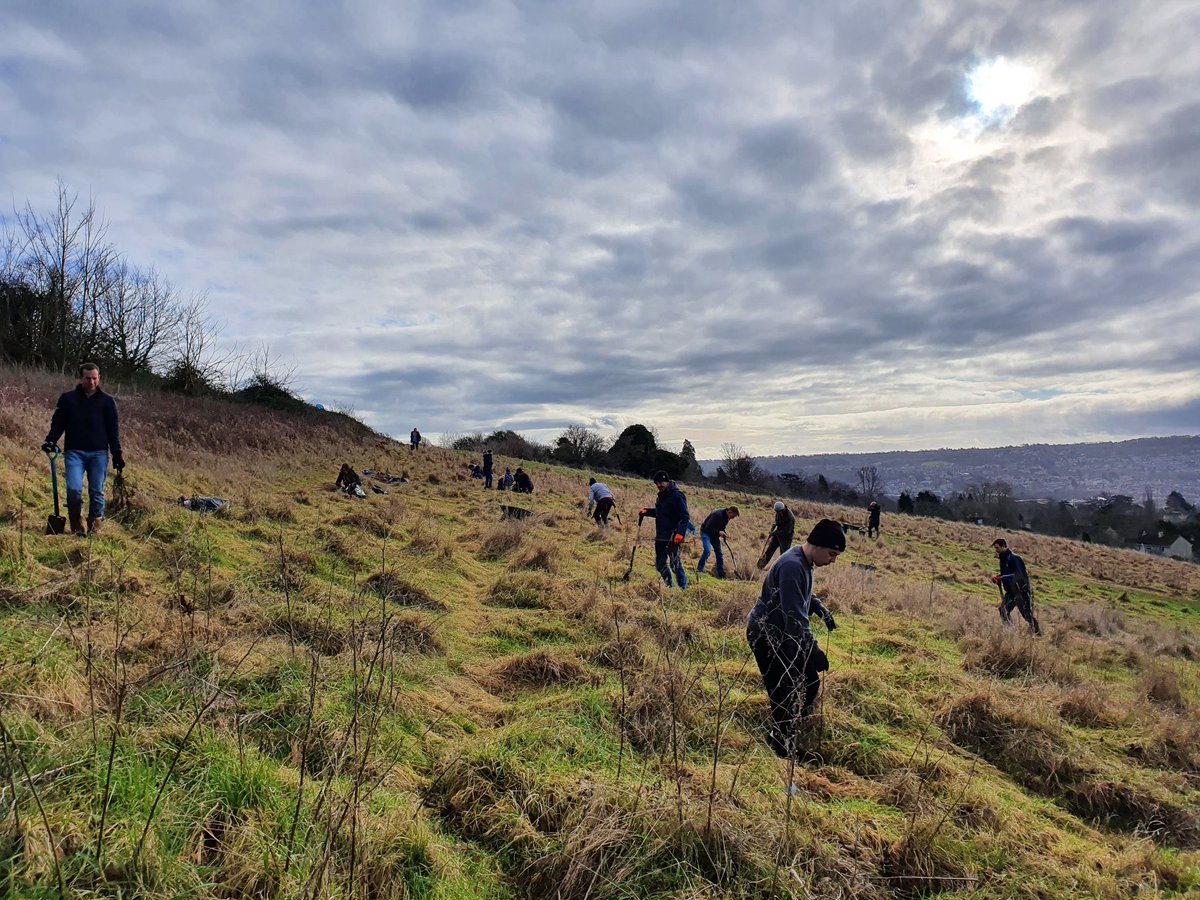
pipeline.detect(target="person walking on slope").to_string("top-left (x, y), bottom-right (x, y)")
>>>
top-left (747, 519), bottom-right (843, 759)
top-left (587, 477), bottom-right (616, 526)
top-left (639, 470), bottom-right (690, 589)
top-left (697, 506), bottom-right (740, 578)
top-left (410, 427), bottom-right (421, 451)
top-left (42, 363), bottom-right (124, 537)
top-left (482, 449), bottom-right (494, 489)
top-left (758, 500), bottom-right (796, 568)
top-left (991, 538), bottom-right (1041, 634)
top-left (867, 501), bottom-right (881, 539)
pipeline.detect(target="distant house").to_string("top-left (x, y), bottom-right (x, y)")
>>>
top-left (1135, 535), bottom-right (1195, 561)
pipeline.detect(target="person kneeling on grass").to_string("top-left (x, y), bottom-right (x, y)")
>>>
top-left (747, 518), bottom-right (843, 759)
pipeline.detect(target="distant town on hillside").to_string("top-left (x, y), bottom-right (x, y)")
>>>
top-left (704, 436), bottom-right (1200, 504)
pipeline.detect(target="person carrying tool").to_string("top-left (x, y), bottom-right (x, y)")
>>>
top-left (758, 500), bottom-right (796, 568)
top-left (587, 477), bottom-right (616, 526)
top-left (991, 538), bottom-right (1041, 634)
top-left (638, 470), bottom-right (690, 589)
top-left (482, 448), bottom-right (494, 489)
top-left (867, 501), bottom-right (881, 539)
top-left (747, 519), bottom-right (843, 759)
top-left (697, 506), bottom-right (740, 577)
top-left (42, 363), bottom-right (124, 537)
top-left (410, 427), bottom-right (421, 451)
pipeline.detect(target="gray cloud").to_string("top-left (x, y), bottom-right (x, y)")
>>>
top-left (2, 0), bottom-right (1198, 456)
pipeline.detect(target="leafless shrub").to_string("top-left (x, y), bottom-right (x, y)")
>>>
top-left (619, 669), bottom-right (702, 753)
top-left (1063, 602), bottom-right (1126, 637)
top-left (588, 631), bottom-right (646, 671)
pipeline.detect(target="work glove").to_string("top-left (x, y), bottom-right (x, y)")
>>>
top-left (41, 441), bottom-right (56, 454)
top-left (113, 454), bottom-right (125, 472)
top-left (991, 575), bottom-right (1002, 585)
top-left (823, 612), bottom-right (838, 631)
top-left (672, 533), bottom-right (683, 545)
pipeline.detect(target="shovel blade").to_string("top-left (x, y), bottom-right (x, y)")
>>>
top-left (46, 514), bottom-right (67, 535)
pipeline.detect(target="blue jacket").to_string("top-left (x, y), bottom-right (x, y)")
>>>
top-left (748, 546), bottom-right (831, 640)
top-left (45, 387), bottom-right (122, 457)
top-left (642, 481), bottom-right (690, 542)
top-left (997, 550), bottom-right (1031, 596)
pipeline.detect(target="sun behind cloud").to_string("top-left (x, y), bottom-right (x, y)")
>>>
top-left (967, 56), bottom-right (1040, 121)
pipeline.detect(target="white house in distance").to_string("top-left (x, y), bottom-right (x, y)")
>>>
top-left (1136, 535), bottom-right (1195, 561)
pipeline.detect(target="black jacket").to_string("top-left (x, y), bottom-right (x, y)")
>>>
top-left (772, 506), bottom-right (796, 538)
top-left (45, 387), bottom-right (122, 456)
top-left (702, 508), bottom-right (731, 538)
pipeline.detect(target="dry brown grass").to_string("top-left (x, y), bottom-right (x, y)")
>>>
top-left (1057, 684), bottom-right (1125, 728)
top-left (483, 649), bottom-right (588, 693)
top-left (960, 627), bottom-right (1079, 684)
top-left (1138, 663), bottom-right (1188, 710)
top-left (364, 572), bottom-right (447, 611)
top-left (478, 520), bottom-right (527, 561)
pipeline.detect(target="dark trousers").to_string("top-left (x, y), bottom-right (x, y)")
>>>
top-left (757, 532), bottom-right (793, 568)
top-left (748, 621), bottom-right (828, 739)
top-left (1000, 589), bottom-right (1040, 634)
top-left (867, 521), bottom-right (880, 539)
top-left (654, 540), bottom-right (687, 589)
top-left (484, 470), bottom-right (493, 488)
top-left (593, 496), bottom-right (614, 525)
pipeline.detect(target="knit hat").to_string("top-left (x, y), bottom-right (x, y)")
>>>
top-left (773, 501), bottom-right (785, 511)
top-left (807, 518), bottom-right (846, 551)
top-left (651, 470), bottom-right (670, 483)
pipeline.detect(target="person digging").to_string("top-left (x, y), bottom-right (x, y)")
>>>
top-left (747, 519), bottom-right (843, 759)
top-left (991, 538), bottom-right (1041, 635)
top-left (697, 505), bottom-right (739, 578)
top-left (758, 500), bottom-right (796, 568)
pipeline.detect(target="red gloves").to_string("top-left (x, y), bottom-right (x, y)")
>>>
top-left (991, 575), bottom-right (1002, 585)
top-left (672, 533), bottom-right (683, 544)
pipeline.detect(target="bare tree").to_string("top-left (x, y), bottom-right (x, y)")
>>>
top-left (163, 293), bottom-right (238, 394)
top-left (553, 425), bottom-right (606, 465)
top-left (857, 465), bottom-right (884, 500)
top-left (718, 442), bottom-right (767, 486)
top-left (97, 263), bottom-right (185, 376)
top-left (15, 180), bottom-right (116, 369)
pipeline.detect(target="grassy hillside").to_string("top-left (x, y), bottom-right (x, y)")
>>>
top-left (1, 367), bottom-right (1198, 899)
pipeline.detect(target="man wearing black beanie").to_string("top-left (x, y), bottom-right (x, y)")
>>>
top-left (746, 518), bottom-right (844, 759)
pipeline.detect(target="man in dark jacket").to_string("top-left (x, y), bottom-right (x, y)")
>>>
top-left (482, 449), bottom-right (494, 489)
top-left (867, 501), bottom-right (881, 539)
top-left (42, 363), bottom-right (124, 536)
top-left (698, 506), bottom-right (739, 577)
top-left (410, 427), bottom-right (421, 451)
top-left (638, 470), bottom-right (690, 589)
top-left (747, 519), bottom-right (843, 759)
top-left (758, 501), bottom-right (796, 568)
top-left (991, 538), bottom-right (1040, 634)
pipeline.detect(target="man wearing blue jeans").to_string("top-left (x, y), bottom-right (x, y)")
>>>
top-left (698, 506), bottom-right (739, 577)
top-left (42, 363), bottom-right (124, 536)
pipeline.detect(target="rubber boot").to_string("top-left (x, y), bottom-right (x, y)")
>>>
top-left (68, 502), bottom-right (85, 537)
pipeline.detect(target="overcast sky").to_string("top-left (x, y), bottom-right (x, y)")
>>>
top-left (3, 1), bottom-right (1198, 456)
